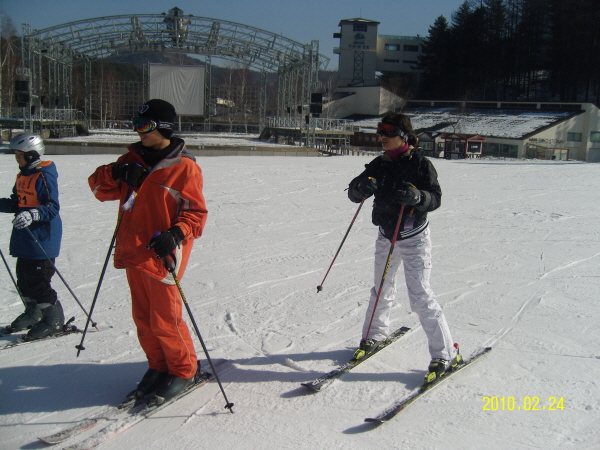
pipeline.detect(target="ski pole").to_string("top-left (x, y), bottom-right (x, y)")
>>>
top-left (317, 198), bottom-right (365, 292)
top-left (75, 199), bottom-right (129, 356)
top-left (0, 248), bottom-right (26, 306)
top-left (164, 253), bottom-right (234, 414)
top-left (23, 227), bottom-right (98, 330)
top-left (363, 205), bottom-right (405, 341)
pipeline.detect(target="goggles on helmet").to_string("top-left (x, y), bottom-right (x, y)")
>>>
top-left (132, 116), bottom-right (173, 134)
top-left (376, 122), bottom-right (409, 141)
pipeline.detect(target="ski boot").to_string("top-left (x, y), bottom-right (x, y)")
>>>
top-left (8, 298), bottom-right (42, 333)
top-left (24, 301), bottom-right (65, 341)
top-left (150, 361), bottom-right (204, 406)
top-left (126, 368), bottom-right (169, 402)
top-left (152, 373), bottom-right (196, 405)
top-left (424, 347), bottom-right (464, 385)
top-left (351, 338), bottom-right (381, 362)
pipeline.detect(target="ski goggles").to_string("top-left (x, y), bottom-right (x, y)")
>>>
top-left (376, 122), bottom-right (409, 141)
top-left (132, 116), bottom-right (174, 134)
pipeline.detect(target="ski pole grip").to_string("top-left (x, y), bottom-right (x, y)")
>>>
top-left (148, 232), bottom-right (177, 272)
top-left (164, 253), bottom-right (177, 273)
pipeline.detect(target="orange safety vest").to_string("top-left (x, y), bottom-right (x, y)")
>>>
top-left (15, 171), bottom-right (43, 207)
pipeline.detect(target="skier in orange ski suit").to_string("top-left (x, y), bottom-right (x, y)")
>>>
top-left (89, 99), bottom-right (208, 401)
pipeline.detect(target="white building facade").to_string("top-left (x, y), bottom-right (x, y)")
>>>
top-left (334, 18), bottom-right (424, 87)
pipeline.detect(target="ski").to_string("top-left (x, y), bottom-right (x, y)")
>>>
top-left (40, 359), bottom-right (229, 449)
top-left (364, 346), bottom-right (492, 423)
top-left (38, 398), bottom-right (141, 445)
top-left (61, 371), bottom-right (217, 450)
top-left (301, 326), bottom-right (411, 392)
top-left (0, 318), bottom-right (80, 350)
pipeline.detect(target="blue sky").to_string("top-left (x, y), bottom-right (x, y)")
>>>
top-left (1, 0), bottom-right (467, 69)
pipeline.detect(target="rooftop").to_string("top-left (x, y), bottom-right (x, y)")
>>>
top-left (353, 107), bottom-right (579, 139)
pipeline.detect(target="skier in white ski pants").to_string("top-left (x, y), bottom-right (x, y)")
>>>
top-left (362, 227), bottom-right (455, 361)
top-left (348, 112), bottom-right (458, 369)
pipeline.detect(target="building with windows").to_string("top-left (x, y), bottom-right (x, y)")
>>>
top-left (326, 18), bottom-right (423, 118)
top-left (333, 18), bottom-right (424, 87)
top-left (331, 19), bottom-right (600, 162)
top-left (349, 101), bottom-right (600, 162)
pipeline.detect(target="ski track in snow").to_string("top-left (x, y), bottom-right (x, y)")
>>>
top-left (484, 284), bottom-right (544, 348)
top-left (539, 252), bottom-right (600, 280)
top-left (1, 154), bottom-right (599, 450)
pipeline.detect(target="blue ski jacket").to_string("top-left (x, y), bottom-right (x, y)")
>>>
top-left (0, 160), bottom-right (62, 259)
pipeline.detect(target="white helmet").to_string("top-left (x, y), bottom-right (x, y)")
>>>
top-left (10, 133), bottom-right (45, 155)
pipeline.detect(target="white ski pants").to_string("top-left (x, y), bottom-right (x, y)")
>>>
top-left (362, 228), bottom-right (456, 361)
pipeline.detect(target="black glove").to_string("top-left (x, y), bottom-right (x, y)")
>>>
top-left (112, 163), bottom-right (147, 187)
top-left (147, 226), bottom-right (184, 258)
top-left (393, 182), bottom-right (422, 206)
top-left (357, 177), bottom-right (377, 198)
top-left (349, 176), bottom-right (377, 202)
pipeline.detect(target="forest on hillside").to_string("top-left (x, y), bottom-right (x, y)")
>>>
top-left (412, 0), bottom-right (600, 104)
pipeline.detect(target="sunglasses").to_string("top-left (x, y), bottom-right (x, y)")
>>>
top-left (376, 122), bottom-right (409, 141)
top-left (132, 116), bottom-right (174, 134)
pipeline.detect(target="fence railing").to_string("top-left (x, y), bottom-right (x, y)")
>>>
top-left (0, 107), bottom-right (84, 122)
top-left (316, 143), bottom-right (383, 156)
top-left (267, 116), bottom-right (355, 131)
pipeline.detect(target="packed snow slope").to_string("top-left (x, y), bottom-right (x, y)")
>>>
top-left (0, 153), bottom-right (599, 450)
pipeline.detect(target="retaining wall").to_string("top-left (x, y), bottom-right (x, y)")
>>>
top-left (44, 141), bottom-right (320, 157)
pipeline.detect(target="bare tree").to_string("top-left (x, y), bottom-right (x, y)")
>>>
top-left (1, 15), bottom-right (19, 112)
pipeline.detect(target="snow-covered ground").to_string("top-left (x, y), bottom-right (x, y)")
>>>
top-left (0, 152), bottom-right (599, 449)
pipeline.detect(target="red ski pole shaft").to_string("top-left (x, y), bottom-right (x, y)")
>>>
top-left (364, 205), bottom-right (405, 340)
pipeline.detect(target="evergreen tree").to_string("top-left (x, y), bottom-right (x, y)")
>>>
top-left (481, 0), bottom-right (509, 100)
top-left (416, 15), bottom-right (452, 98)
top-left (549, 0), bottom-right (600, 103)
top-left (449, 1), bottom-right (487, 99)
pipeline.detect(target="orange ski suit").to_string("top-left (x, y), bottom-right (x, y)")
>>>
top-left (89, 139), bottom-right (207, 379)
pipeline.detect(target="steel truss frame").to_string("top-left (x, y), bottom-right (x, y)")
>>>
top-left (14, 7), bottom-right (329, 145)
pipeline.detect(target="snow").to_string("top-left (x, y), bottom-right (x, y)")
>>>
top-left (1, 151), bottom-right (599, 450)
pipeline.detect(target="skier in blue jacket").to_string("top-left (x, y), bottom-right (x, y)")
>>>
top-left (0, 133), bottom-right (64, 339)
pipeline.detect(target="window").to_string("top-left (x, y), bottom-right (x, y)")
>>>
top-left (567, 132), bottom-right (582, 142)
top-left (422, 142), bottom-right (433, 150)
top-left (590, 132), bottom-right (600, 142)
top-left (384, 44), bottom-right (400, 51)
top-left (403, 60), bottom-right (418, 64)
top-left (353, 23), bottom-right (367, 32)
top-left (404, 45), bottom-right (419, 52)
top-left (384, 59), bottom-right (400, 63)
top-left (482, 143), bottom-right (518, 158)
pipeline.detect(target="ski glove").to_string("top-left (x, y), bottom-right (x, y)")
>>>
top-left (112, 163), bottom-right (147, 187)
top-left (393, 182), bottom-right (422, 206)
top-left (357, 177), bottom-right (377, 198)
top-left (147, 226), bottom-right (184, 259)
top-left (348, 176), bottom-right (377, 202)
top-left (13, 209), bottom-right (40, 229)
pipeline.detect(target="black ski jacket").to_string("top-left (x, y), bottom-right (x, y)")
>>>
top-left (348, 148), bottom-right (441, 241)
